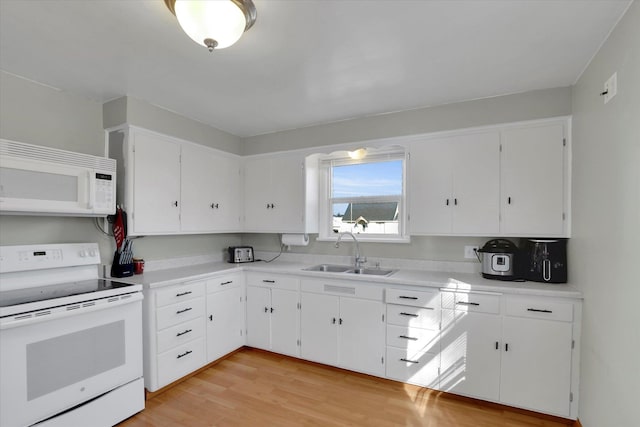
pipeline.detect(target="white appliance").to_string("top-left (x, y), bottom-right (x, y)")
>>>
top-left (0, 243), bottom-right (144, 427)
top-left (0, 139), bottom-right (116, 216)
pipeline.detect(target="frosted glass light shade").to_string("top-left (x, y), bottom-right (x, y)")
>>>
top-left (174, 0), bottom-right (246, 49)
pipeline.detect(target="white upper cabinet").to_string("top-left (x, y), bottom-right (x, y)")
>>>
top-left (131, 129), bottom-right (182, 234)
top-left (109, 126), bottom-right (243, 236)
top-left (409, 131), bottom-right (500, 235)
top-left (500, 122), bottom-right (567, 236)
top-left (181, 143), bottom-right (242, 233)
top-left (243, 153), bottom-right (318, 233)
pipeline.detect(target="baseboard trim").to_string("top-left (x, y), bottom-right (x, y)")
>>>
top-left (574, 419), bottom-right (583, 427)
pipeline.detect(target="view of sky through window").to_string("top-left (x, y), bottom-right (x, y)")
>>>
top-left (332, 160), bottom-right (402, 215)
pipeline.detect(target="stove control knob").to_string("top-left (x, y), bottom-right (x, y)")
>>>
top-left (79, 249), bottom-right (87, 258)
top-left (89, 249), bottom-right (97, 257)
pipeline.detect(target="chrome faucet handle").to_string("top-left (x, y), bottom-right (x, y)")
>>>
top-left (356, 256), bottom-right (367, 268)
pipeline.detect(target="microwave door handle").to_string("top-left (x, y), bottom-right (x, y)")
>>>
top-left (87, 171), bottom-right (95, 209)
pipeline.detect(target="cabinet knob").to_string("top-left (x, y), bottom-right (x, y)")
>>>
top-left (210, 203), bottom-right (219, 209)
top-left (264, 307), bottom-right (269, 313)
top-left (173, 201), bottom-right (179, 207)
top-left (332, 317), bottom-right (336, 324)
top-left (507, 196), bottom-right (512, 205)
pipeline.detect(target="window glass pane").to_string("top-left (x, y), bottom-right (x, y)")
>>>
top-left (332, 201), bottom-right (400, 235)
top-left (332, 160), bottom-right (402, 198)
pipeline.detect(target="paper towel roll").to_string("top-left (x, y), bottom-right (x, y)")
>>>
top-left (281, 233), bottom-right (309, 247)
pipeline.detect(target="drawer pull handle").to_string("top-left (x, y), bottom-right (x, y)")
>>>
top-left (400, 358), bottom-right (419, 364)
top-left (457, 301), bottom-right (480, 306)
top-left (177, 350), bottom-right (193, 359)
top-left (176, 291), bottom-right (192, 297)
top-left (399, 296), bottom-right (418, 300)
top-left (527, 308), bottom-right (553, 313)
top-left (264, 307), bottom-right (269, 313)
top-left (399, 335), bottom-right (418, 341)
top-left (176, 307), bottom-right (192, 314)
top-left (399, 312), bottom-right (419, 317)
top-left (495, 341), bottom-right (499, 350)
top-left (176, 329), bottom-right (192, 337)
top-left (221, 281), bottom-right (233, 286)
top-left (332, 317), bottom-right (336, 324)
top-left (262, 279), bottom-right (276, 283)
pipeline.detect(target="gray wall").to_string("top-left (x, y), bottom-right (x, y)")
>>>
top-left (243, 87), bottom-right (572, 155)
top-left (0, 71), bottom-right (241, 264)
top-left (103, 96), bottom-right (243, 155)
top-left (570, 2), bottom-right (639, 427)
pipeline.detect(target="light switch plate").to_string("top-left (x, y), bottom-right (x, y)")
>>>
top-left (604, 72), bottom-right (617, 104)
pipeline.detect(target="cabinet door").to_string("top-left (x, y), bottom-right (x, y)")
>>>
top-left (440, 310), bottom-right (501, 401)
top-left (181, 143), bottom-right (217, 232)
top-left (500, 317), bottom-right (573, 417)
top-left (132, 130), bottom-right (181, 233)
top-left (300, 292), bottom-right (339, 366)
top-left (451, 132), bottom-right (500, 234)
top-left (206, 287), bottom-right (244, 362)
top-left (409, 138), bottom-right (453, 234)
top-left (246, 286), bottom-right (271, 350)
top-left (501, 123), bottom-right (565, 236)
top-left (209, 154), bottom-right (242, 231)
top-left (338, 297), bottom-right (385, 376)
top-left (243, 154), bottom-right (305, 233)
top-left (270, 289), bottom-right (300, 357)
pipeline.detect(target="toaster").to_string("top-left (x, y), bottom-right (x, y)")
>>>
top-left (228, 246), bottom-right (254, 263)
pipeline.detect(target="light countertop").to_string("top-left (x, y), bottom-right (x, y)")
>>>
top-left (116, 260), bottom-right (582, 299)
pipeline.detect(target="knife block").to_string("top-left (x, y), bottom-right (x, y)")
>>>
top-left (111, 250), bottom-right (134, 278)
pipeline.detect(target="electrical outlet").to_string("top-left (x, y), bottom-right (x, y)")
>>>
top-left (464, 245), bottom-right (479, 259)
top-left (604, 72), bottom-right (617, 104)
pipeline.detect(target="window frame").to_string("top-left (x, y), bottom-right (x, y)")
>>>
top-left (318, 148), bottom-right (409, 243)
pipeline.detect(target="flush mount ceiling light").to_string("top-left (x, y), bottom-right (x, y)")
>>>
top-left (348, 148), bottom-right (368, 160)
top-left (164, 0), bottom-right (257, 51)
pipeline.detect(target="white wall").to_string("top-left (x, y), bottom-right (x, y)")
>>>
top-left (0, 71), bottom-right (242, 264)
top-left (570, 2), bottom-right (639, 426)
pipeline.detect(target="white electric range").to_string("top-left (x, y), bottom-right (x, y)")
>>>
top-left (0, 243), bottom-right (144, 427)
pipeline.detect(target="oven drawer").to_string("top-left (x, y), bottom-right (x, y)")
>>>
top-left (386, 346), bottom-right (439, 388)
top-left (156, 317), bottom-right (205, 354)
top-left (156, 297), bottom-right (205, 330)
top-left (387, 304), bottom-right (440, 330)
top-left (156, 281), bottom-right (205, 307)
top-left (157, 338), bottom-right (205, 388)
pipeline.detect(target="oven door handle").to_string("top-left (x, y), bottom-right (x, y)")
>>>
top-left (0, 292), bottom-right (143, 330)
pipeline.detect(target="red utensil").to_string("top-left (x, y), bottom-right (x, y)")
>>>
top-left (112, 207), bottom-right (125, 252)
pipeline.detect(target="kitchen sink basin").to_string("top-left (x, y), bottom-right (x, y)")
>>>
top-left (303, 264), bottom-right (352, 273)
top-left (303, 264), bottom-right (396, 276)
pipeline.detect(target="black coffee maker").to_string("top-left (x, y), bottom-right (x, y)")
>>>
top-left (520, 239), bottom-right (568, 283)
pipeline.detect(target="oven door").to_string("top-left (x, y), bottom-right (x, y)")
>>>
top-left (0, 295), bottom-right (143, 427)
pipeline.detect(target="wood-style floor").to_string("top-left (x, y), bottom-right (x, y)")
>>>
top-left (118, 348), bottom-right (572, 427)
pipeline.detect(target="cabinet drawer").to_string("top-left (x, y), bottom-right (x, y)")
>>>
top-left (442, 292), bottom-right (501, 314)
top-left (157, 317), bottom-right (205, 354)
top-left (206, 273), bottom-right (243, 293)
top-left (387, 304), bottom-right (440, 330)
top-left (505, 296), bottom-right (573, 322)
top-left (246, 273), bottom-right (299, 291)
top-left (386, 324), bottom-right (439, 354)
top-left (156, 281), bottom-right (205, 307)
top-left (157, 338), bottom-right (206, 388)
top-left (386, 288), bottom-right (439, 309)
top-left (386, 346), bottom-right (439, 388)
top-left (157, 297), bottom-right (205, 330)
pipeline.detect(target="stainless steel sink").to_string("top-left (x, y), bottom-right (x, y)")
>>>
top-left (303, 264), bottom-right (352, 273)
top-left (346, 268), bottom-right (396, 276)
top-left (303, 264), bottom-right (396, 276)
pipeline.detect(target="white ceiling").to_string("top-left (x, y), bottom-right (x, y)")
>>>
top-left (0, 0), bottom-right (631, 138)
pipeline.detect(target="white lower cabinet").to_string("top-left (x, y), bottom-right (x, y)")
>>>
top-left (300, 279), bottom-right (385, 377)
top-left (385, 287), bottom-right (441, 388)
top-left (206, 273), bottom-right (245, 362)
top-left (500, 296), bottom-right (575, 417)
top-left (143, 280), bottom-right (207, 392)
top-left (440, 292), bottom-right (502, 401)
top-left (245, 273), bottom-right (300, 357)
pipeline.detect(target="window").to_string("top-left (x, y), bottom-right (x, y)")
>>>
top-left (319, 149), bottom-right (407, 242)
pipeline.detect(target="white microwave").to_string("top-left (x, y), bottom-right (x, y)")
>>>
top-left (0, 139), bottom-right (116, 216)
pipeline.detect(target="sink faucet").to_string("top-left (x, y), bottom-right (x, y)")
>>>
top-left (335, 232), bottom-right (366, 270)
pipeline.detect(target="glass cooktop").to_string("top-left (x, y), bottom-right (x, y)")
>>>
top-left (0, 279), bottom-right (137, 308)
